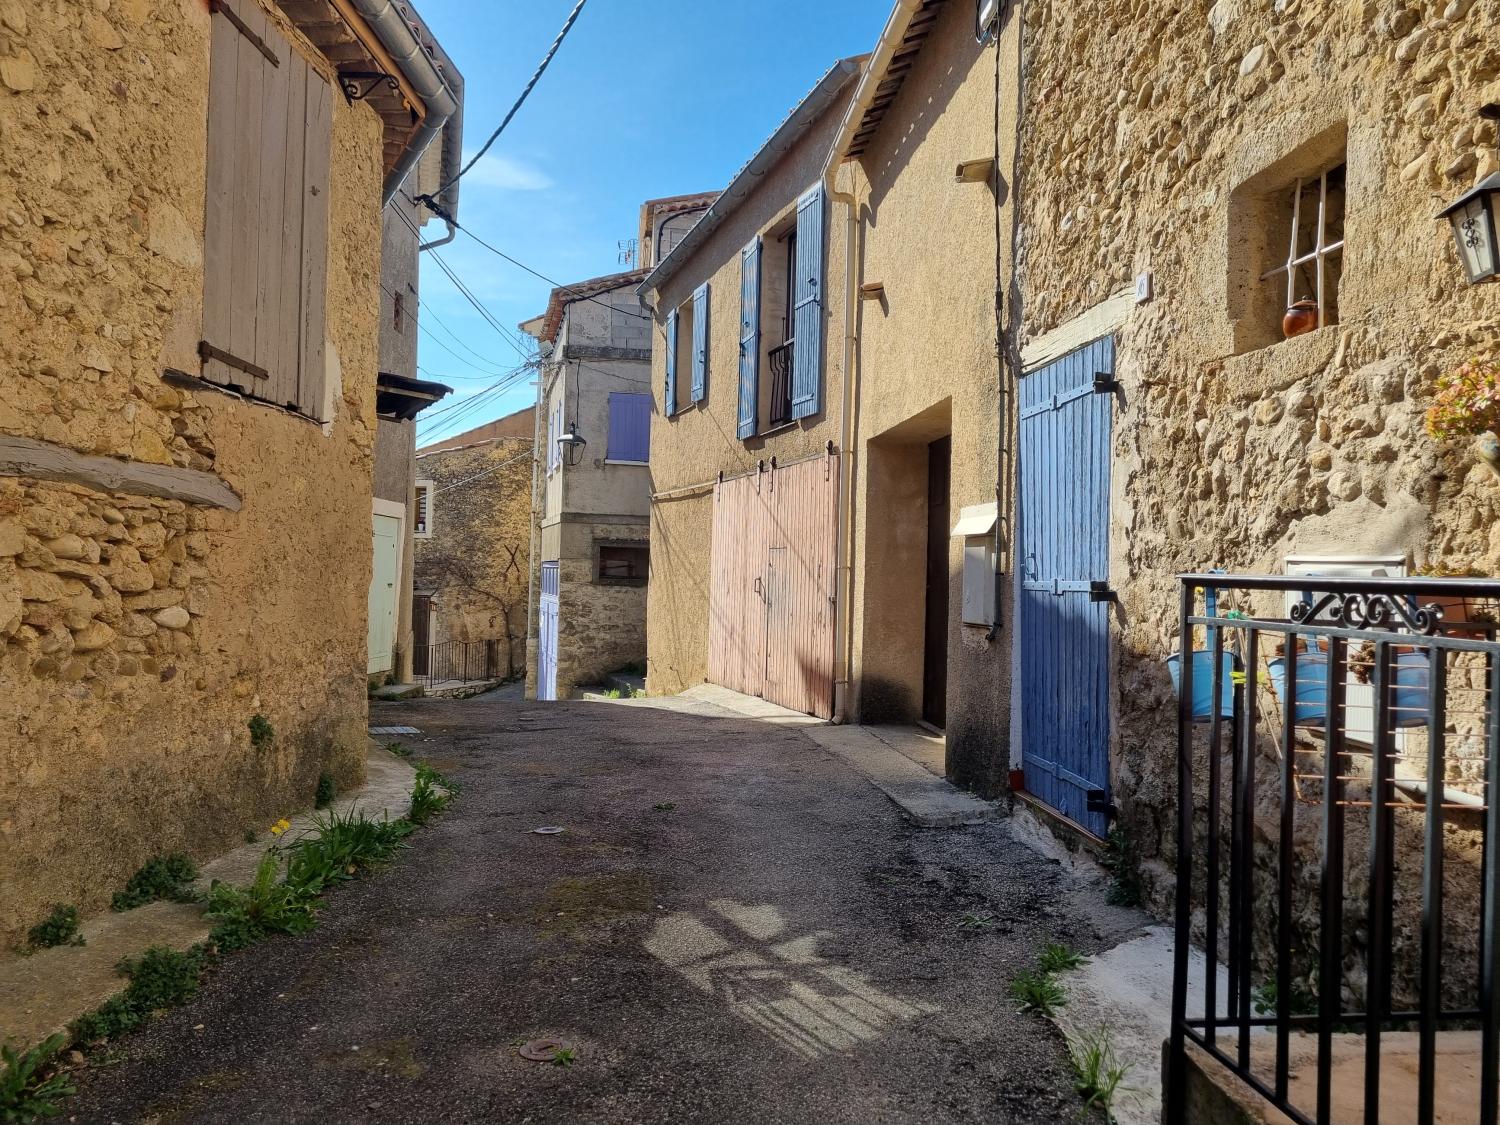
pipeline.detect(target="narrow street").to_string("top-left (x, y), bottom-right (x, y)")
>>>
top-left (67, 694), bottom-right (1125, 1124)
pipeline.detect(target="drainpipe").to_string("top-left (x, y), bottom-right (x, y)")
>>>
top-left (821, 0), bottom-right (923, 724)
top-left (420, 219), bottom-right (457, 252)
top-left (349, 0), bottom-right (459, 207)
top-left (523, 349), bottom-right (551, 697)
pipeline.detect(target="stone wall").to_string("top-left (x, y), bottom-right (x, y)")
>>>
top-left (0, 0), bottom-right (384, 947)
top-left (412, 433), bottom-right (534, 677)
top-left (1014, 0), bottom-right (1500, 991)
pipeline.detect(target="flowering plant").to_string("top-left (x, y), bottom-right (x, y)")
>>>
top-left (1426, 357), bottom-right (1500, 441)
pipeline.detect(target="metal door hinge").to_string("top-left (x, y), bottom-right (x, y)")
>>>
top-left (1093, 373), bottom-right (1119, 395)
top-left (1086, 790), bottom-right (1118, 818)
top-left (1089, 581), bottom-right (1116, 603)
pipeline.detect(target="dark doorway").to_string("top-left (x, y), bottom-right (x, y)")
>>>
top-left (412, 593), bottom-right (432, 675)
top-left (923, 436), bottom-right (951, 729)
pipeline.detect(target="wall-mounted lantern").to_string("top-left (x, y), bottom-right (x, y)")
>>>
top-left (1439, 104), bottom-right (1500, 285)
top-left (557, 422), bottom-right (587, 467)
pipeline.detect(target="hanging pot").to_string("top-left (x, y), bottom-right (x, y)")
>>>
top-left (1388, 645), bottom-right (1432, 729)
top-left (1166, 650), bottom-right (1238, 722)
top-left (1269, 641), bottom-right (1329, 727)
top-left (1282, 300), bottom-right (1319, 339)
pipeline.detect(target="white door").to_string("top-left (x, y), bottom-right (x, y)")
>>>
top-left (368, 512), bottom-right (401, 675)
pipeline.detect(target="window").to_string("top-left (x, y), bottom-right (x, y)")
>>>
top-left (596, 541), bottom-right (649, 585)
top-left (413, 480), bottom-right (434, 538)
top-left (737, 182), bottom-right (826, 439)
top-left (1258, 164), bottom-right (1345, 334)
top-left (201, 0), bottom-right (332, 417)
top-left (548, 399), bottom-right (563, 472)
top-left (607, 393), bottom-right (651, 463)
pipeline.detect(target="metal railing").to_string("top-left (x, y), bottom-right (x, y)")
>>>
top-left (768, 339), bottom-right (794, 428)
top-left (414, 639), bottom-right (500, 690)
top-left (1166, 572), bottom-right (1500, 1125)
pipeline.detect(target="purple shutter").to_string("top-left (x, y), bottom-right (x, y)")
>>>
top-left (608, 392), bottom-right (651, 462)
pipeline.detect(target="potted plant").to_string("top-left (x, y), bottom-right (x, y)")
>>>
top-left (1425, 356), bottom-right (1500, 478)
top-left (1268, 637), bottom-right (1330, 727)
top-left (1166, 589), bottom-right (1237, 722)
top-left (1350, 640), bottom-right (1432, 728)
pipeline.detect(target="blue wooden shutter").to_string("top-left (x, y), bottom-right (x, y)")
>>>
top-left (738, 238), bottom-right (762, 439)
top-left (607, 392), bottom-right (651, 462)
top-left (664, 308), bottom-right (678, 416)
top-left (791, 183), bottom-right (826, 420)
top-left (691, 283), bottom-right (709, 403)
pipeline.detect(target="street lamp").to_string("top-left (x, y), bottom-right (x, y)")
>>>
top-left (557, 422), bottom-right (587, 467)
top-left (1439, 104), bottom-right (1500, 285)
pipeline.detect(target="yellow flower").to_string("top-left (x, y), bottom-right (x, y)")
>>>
top-left (269, 818), bottom-right (292, 837)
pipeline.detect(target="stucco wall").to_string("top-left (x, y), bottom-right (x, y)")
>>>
top-left (847, 2), bottom-right (1018, 788)
top-left (0, 0), bottom-right (384, 947)
top-left (644, 76), bottom-right (858, 698)
top-left (1015, 0), bottom-right (1500, 950)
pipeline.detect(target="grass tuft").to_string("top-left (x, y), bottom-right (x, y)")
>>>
top-left (1067, 1025), bottom-right (1129, 1118)
top-left (1038, 941), bottom-right (1088, 974)
top-left (1101, 827), bottom-right (1143, 908)
top-left (314, 772), bottom-right (336, 810)
top-left (0, 1033), bottom-right (75, 1122)
top-left (248, 713), bottom-right (274, 752)
top-left (111, 854), bottom-right (198, 912)
top-left (205, 851), bottom-right (319, 953)
top-left (1009, 968), bottom-right (1067, 1016)
top-left (27, 906), bottom-right (83, 951)
top-left (283, 809), bottom-right (414, 897)
top-left (408, 765), bottom-right (458, 825)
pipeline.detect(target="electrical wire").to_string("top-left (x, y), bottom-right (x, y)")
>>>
top-left (453, 220), bottom-right (653, 321)
top-left (426, 0), bottom-right (590, 200)
top-left (427, 448), bottom-right (535, 497)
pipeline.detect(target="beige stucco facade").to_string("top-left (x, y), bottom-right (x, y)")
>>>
top-left (0, 0), bottom-right (413, 947)
top-left (1013, 0), bottom-right (1500, 912)
top-left (644, 66), bottom-right (858, 701)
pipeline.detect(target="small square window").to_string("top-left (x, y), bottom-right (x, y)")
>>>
top-left (595, 541), bottom-right (648, 585)
top-left (1257, 163), bottom-right (1345, 338)
top-left (413, 480), bottom-right (434, 538)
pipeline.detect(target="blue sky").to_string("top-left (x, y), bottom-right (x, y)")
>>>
top-left (410, 0), bottom-right (888, 446)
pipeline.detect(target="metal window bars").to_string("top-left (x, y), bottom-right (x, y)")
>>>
top-left (1166, 572), bottom-right (1500, 1125)
top-left (768, 338), bottom-right (795, 428)
top-left (1259, 167), bottom-right (1345, 331)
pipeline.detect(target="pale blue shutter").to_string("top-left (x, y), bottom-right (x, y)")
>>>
top-left (737, 238), bottom-right (762, 439)
top-left (690, 282), bottom-right (709, 404)
top-left (664, 308), bottom-right (678, 416)
top-left (791, 183), bottom-right (826, 420)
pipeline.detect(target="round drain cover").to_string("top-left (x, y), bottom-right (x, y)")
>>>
top-left (519, 1037), bottom-right (570, 1061)
top-left (533, 826), bottom-right (565, 835)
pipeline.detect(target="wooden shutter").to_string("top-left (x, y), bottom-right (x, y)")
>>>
top-left (690, 283), bottom-right (709, 404)
top-left (664, 307), bottom-right (679, 416)
top-left (791, 184), bottom-right (826, 420)
top-left (607, 393), bottom-right (651, 462)
top-left (737, 237), bottom-right (762, 439)
top-left (203, 0), bottom-right (331, 415)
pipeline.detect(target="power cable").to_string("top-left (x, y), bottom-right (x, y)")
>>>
top-left (424, 0), bottom-right (590, 200)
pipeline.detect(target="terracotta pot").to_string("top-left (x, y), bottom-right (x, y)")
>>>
top-left (1282, 300), bottom-right (1319, 339)
top-left (1427, 593), bottom-right (1488, 640)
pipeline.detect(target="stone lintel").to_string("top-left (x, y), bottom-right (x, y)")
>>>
top-left (557, 345), bottom-right (652, 363)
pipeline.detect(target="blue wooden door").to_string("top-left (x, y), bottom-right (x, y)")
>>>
top-left (1018, 337), bottom-right (1114, 837)
top-left (539, 561), bottom-right (559, 701)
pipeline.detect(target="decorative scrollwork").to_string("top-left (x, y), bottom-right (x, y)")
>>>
top-left (339, 72), bottom-right (400, 106)
top-left (1289, 592), bottom-right (1444, 635)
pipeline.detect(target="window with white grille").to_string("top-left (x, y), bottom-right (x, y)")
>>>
top-left (413, 480), bottom-right (434, 539)
top-left (1258, 163), bottom-right (1346, 334)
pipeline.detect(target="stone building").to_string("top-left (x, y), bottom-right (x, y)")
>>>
top-left (410, 408), bottom-right (535, 681)
top-left (636, 191), bottom-right (720, 270)
top-left (0, 0), bottom-right (457, 947)
top-left (523, 270), bottom-right (656, 700)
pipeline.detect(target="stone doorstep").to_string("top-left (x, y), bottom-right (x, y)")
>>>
top-left (807, 724), bottom-right (998, 827)
top-left (0, 745), bottom-right (416, 1051)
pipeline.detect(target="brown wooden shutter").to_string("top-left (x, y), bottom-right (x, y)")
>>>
top-left (203, 0), bottom-right (330, 416)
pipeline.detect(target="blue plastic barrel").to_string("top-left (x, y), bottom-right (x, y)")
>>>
top-left (1166, 650), bottom-right (1237, 721)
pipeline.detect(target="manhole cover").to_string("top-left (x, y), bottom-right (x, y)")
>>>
top-left (533, 826), bottom-right (565, 835)
top-left (519, 1037), bottom-right (570, 1062)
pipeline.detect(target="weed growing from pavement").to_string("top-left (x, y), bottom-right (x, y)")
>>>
top-left (958, 911), bottom-right (996, 931)
top-left (71, 946), bottom-right (206, 1044)
top-left (551, 1047), bottom-right (578, 1067)
top-left (205, 851), bottom-right (319, 952)
top-left (1101, 827), bottom-right (1143, 908)
top-left (603, 688), bottom-right (624, 699)
top-left (285, 809), bottom-right (414, 896)
top-left (27, 906), bottom-right (84, 951)
top-left (1038, 942), bottom-right (1088, 973)
top-left (1067, 1026), bottom-right (1129, 1119)
top-left (409, 765), bottom-right (459, 825)
top-left (1251, 978), bottom-right (1318, 1017)
top-left (315, 772), bottom-right (336, 809)
top-left (111, 854), bottom-right (199, 911)
top-left (0, 1033), bottom-right (75, 1122)
top-left (652, 802), bottom-right (677, 812)
top-left (248, 713), bottom-right (274, 752)
top-left (1009, 969), bottom-right (1067, 1016)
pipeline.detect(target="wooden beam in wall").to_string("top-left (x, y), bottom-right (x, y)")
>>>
top-left (0, 436), bottom-right (243, 510)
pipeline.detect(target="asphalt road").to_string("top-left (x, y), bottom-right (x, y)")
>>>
top-left (69, 694), bottom-right (1118, 1124)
